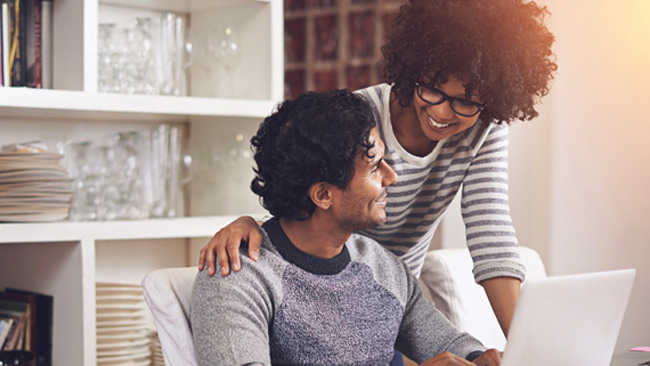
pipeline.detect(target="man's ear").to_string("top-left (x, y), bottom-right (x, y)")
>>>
top-left (309, 182), bottom-right (333, 210)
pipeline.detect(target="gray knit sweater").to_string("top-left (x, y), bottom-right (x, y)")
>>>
top-left (191, 218), bottom-right (486, 365)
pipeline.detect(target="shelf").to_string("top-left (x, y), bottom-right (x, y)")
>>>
top-left (0, 215), bottom-right (241, 243)
top-left (99, 0), bottom-right (270, 13)
top-left (0, 88), bottom-right (277, 122)
top-left (0, 0), bottom-right (282, 363)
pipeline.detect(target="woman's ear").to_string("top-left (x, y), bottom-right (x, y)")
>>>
top-left (309, 182), bottom-right (333, 210)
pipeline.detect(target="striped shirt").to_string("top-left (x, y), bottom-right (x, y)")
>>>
top-left (357, 84), bottom-right (525, 282)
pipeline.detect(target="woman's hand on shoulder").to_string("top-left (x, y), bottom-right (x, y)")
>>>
top-left (198, 216), bottom-right (263, 277)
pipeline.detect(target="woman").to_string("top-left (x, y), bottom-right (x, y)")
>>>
top-left (198, 0), bottom-right (556, 339)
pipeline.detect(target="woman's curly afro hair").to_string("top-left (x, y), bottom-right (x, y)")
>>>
top-left (250, 89), bottom-right (376, 220)
top-left (382, 0), bottom-right (557, 124)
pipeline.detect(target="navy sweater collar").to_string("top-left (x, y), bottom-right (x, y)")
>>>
top-left (262, 217), bottom-right (351, 275)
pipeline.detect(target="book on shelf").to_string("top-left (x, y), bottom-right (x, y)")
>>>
top-left (0, 294), bottom-right (30, 352)
top-left (8, 0), bottom-right (27, 87)
top-left (1, 0), bottom-right (10, 86)
top-left (25, 0), bottom-right (41, 88)
top-left (3, 313), bottom-right (27, 351)
top-left (0, 316), bottom-right (15, 349)
top-left (5, 288), bottom-right (53, 366)
top-left (1, 0), bottom-right (48, 88)
top-left (39, 0), bottom-right (49, 88)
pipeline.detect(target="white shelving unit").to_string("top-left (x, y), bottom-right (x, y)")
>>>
top-left (0, 0), bottom-right (283, 364)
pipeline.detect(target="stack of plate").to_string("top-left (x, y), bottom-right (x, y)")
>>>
top-left (150, 333), bottom-right (165, 366)
top-left (96, 282), bottom-right (152, 366)
top-left (0, 151), bottom-right (72, 222)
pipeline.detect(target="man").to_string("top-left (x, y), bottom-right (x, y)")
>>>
top-left (191, 90), bottom-right (501, 365)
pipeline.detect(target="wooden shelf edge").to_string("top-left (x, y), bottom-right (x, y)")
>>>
top-left (98, 0), bottom-right (271, 14)
top-left (0, 215), bottom-right (248, 243)
top-left (0, 88), bottom-right (277, 121)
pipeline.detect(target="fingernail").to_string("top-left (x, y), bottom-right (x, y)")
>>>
top-left (233, 263), bottom-right (240, 272)
top-left (221, 267), bottom-right (228, 276)
top-left (251, 251), bottom-right (259, 261)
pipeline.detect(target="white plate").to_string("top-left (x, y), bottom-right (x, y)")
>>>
top-left (0, 181), bottom-right (71, 191)
top-left (0, 152), bottom-right (62, 159)
top-left (0, 167), bottom-right (68, 178)
top-left (0, 202), bottom-right (71, 210)
top-left (96, 309), bottom-right (147, 320)
top-left (97, 350), bottom-right (150, 364)
top-left (96, 323), bottom-right (149, 334)
top-left (97, 337), bottom-right (150, 350)
top-left (96, 293), bottom-right (144, 302)
top-left (0, 161), bottom-right (63, 170)
top-left (0, 212), bottom-right (68, 222)
top-left (97, 282), bottom-right (142, 288)
top-left (0, 175), bottom-right (71, 184)
top-left (0, 187), bottom-right (71, 195)
top-left (0, 195), bottom-right (71, 203)
top-left (96, 287), bottom-right (143, 294)
top-left (97, 324), bottom-right (149, 333)
top-left (96, 359), bottom-right (150, 366)
top-left (97, 318), bottom-right (148, 328)
top-left (97, 345), bottom-right (150, 358)
top-left (96, 294), bottom-right (145, 303)
top-left (151, 355), bottom-right (164, 363)
top-left (96, 300), bottom-right (146, 314)
top-left (97, 329), bottom-right (151, 341)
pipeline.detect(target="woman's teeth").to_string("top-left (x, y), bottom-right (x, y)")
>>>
top-left (428, 116), bottom-right (451, 128)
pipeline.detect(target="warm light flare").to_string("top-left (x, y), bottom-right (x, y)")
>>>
top-left (621, 1), bottom-right (650, 64)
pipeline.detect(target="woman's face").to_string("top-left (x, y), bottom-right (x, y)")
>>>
top-left (412, 73), bottom-right (484, 141)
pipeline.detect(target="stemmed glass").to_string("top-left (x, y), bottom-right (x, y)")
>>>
top-left (204, 26), bottom-right (241, 97)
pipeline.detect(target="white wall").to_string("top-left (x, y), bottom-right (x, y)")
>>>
top-left (508, 0), bottom-right (650, 353)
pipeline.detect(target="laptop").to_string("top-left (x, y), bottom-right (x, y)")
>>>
top-left (501, 268), bottom-right (636, 366)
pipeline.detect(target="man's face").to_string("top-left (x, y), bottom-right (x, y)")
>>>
top-left (330, 127), bottom-right (398, 232)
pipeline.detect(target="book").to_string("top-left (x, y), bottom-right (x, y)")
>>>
top-left (1, 0), bottom-right (10, 86)
top-left (0, 291), bottom-right (35, 353)
top-left (0, 316), bottom-right (15, 349)
top-left (0, 297), bottom-right (29, 351)
top-left (9, 0), bottom-right (27, 87)
top-left (0, 8), bottom-right (3, 87)
top-left (6, 288), bottom-right (53, 366)
top-left (25, 0), bottom-right (41, 88)
top-left (5, 312), bottom-right (27, 350)
top-left (39, 0), bottom-right (49, 88)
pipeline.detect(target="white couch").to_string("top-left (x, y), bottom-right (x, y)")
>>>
top-left (142, 267), bottom-right (198, 366)
top-left (419, 246), bottom-right (547, 350)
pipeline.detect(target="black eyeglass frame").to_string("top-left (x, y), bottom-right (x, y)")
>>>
top-left (415, 82), bottom-right (486, 117)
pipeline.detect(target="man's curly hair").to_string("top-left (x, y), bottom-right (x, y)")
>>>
top-left (250, 89), bottom-right (376, 220)
top-left (382, 0), bottom-right (557, 124)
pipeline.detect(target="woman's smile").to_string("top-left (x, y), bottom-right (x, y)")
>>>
top-left (427, 114), bottom-right (456, 130)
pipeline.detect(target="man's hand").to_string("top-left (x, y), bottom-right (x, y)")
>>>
top-left (419, 350), bottom-right (501, 366)
top-left (471, 349), bottom-right (502, 366)
top-left (198, 216), bottom-right (262, 276)
top-left (419, 351), bottom-right (478, 365)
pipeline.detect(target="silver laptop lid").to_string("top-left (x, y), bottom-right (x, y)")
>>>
top-left (501, 269), bottom-right (636, 366)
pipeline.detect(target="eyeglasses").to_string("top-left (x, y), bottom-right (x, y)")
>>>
top-left (415, 82), bottom-right (486, 117)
